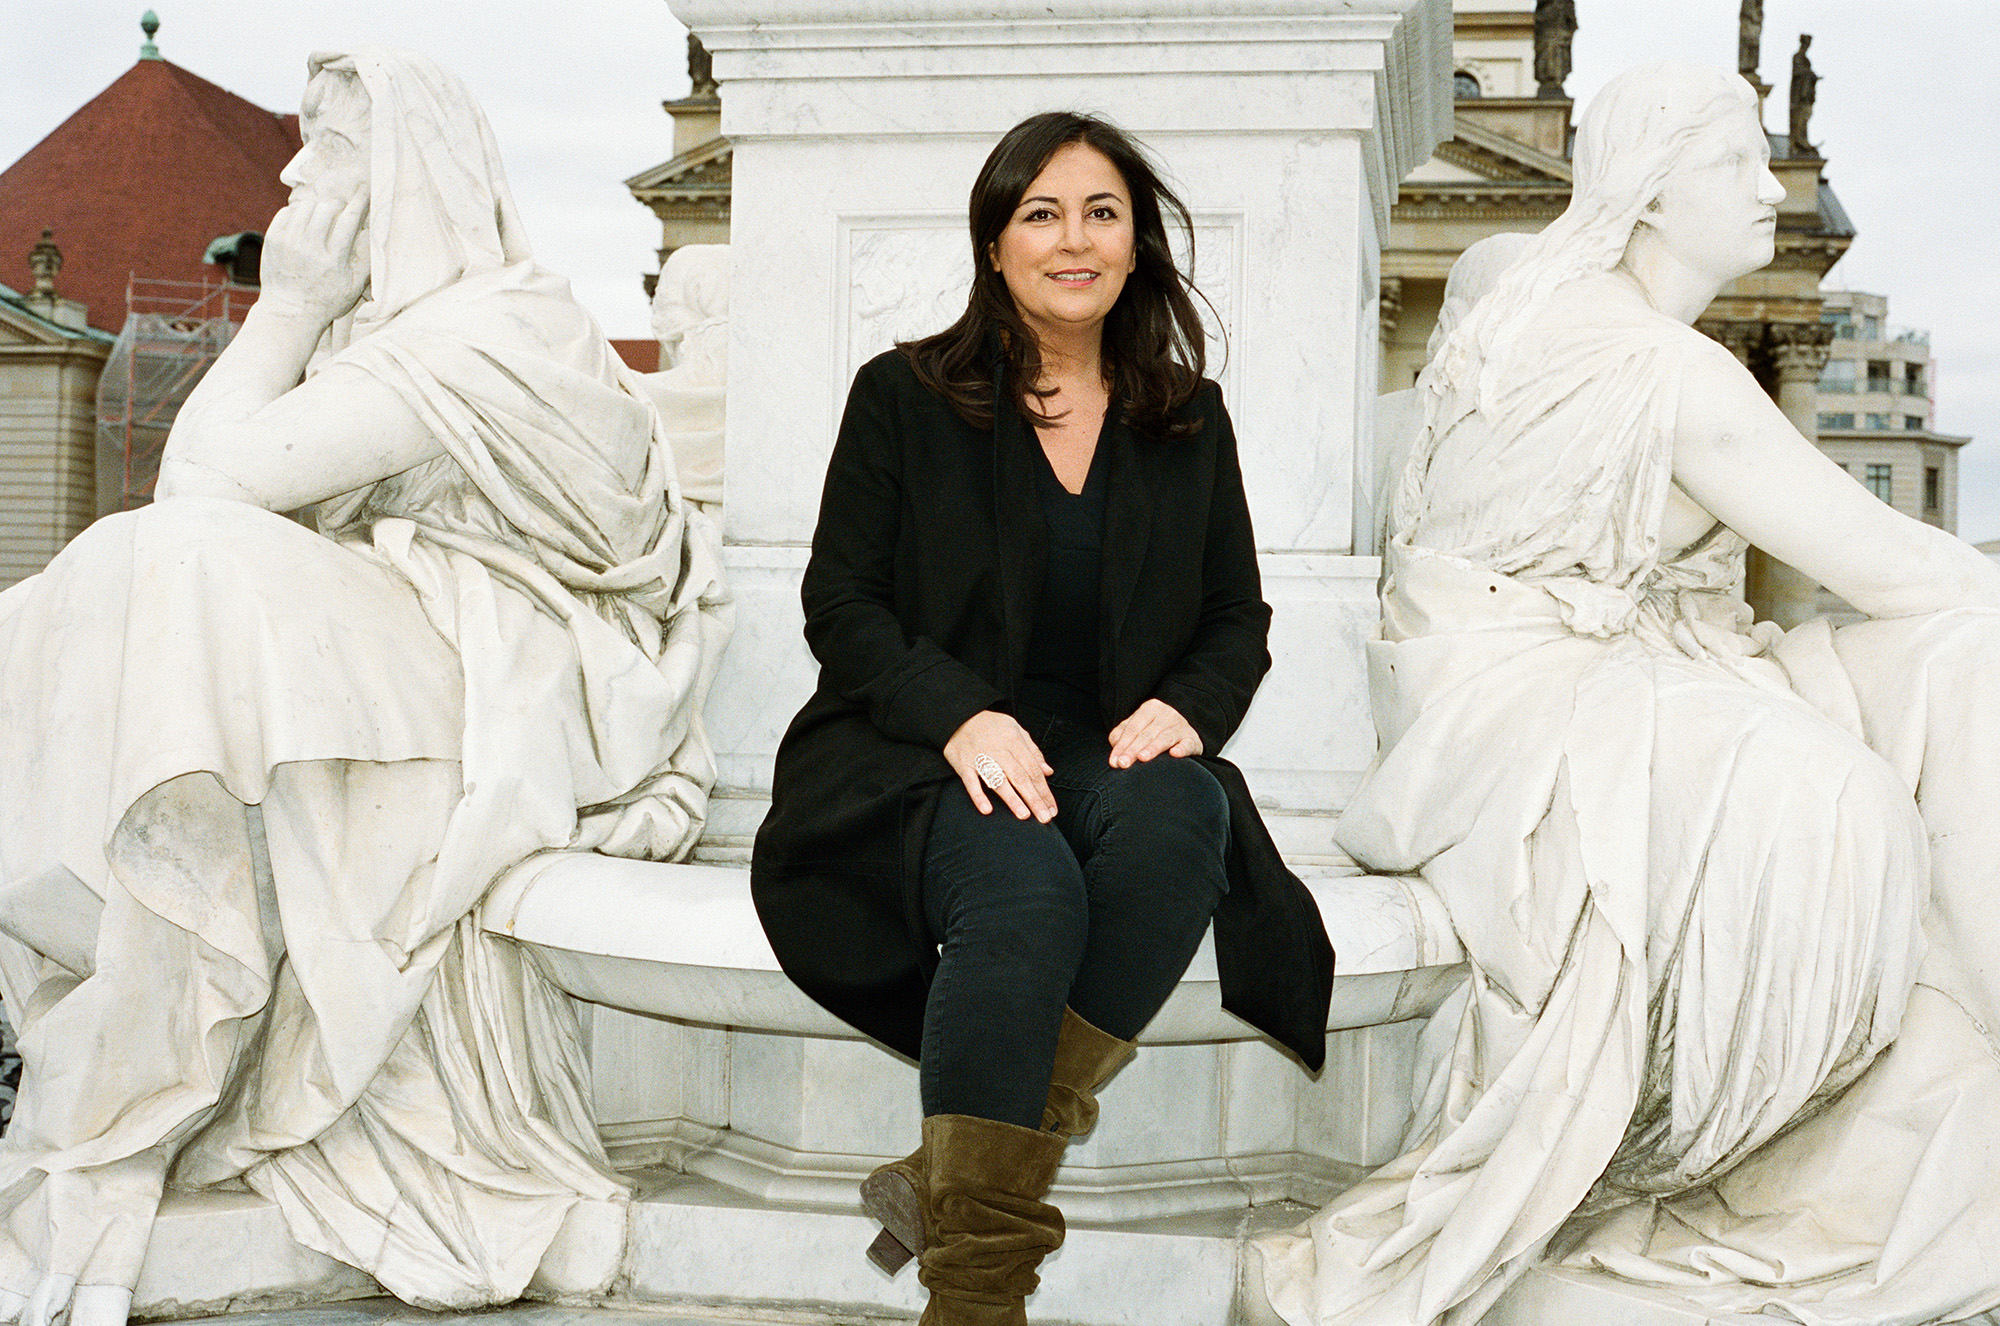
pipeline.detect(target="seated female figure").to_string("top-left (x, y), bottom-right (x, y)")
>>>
top-left (1258, 63), bottom-right (2000, 1326)
top-left (0, 48), bottom-right (724, 1326)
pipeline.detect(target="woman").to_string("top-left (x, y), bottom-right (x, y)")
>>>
top-left (752, 112), bottom-right (1333, 1323)
top-left (1257, 63), bottom-right (2000, 1326)
top-left (0, 48), bottom-right (726, 1326)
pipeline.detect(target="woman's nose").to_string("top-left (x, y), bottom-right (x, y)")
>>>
top-left (1059, 214), bottom-right (1087, 251)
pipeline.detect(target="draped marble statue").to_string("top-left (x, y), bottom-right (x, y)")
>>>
top-left (1259, 62), bottom-right (2000, 1326)
top-left (0, 47), bottom-right (727, 1326)
top-left (641, 243), bottom-right (729, 513)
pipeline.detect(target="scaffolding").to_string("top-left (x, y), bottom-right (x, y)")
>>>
top-left (94, 277), bottom-right (250, 512)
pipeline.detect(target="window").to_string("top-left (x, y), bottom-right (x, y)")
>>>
top-left (1905, 363), bottom-right (1925, 396)
top-left (1925, 467), bottom-right (1941, 512)
top-left (1861, 315), bottom-right (1882, 340)
top-left (1822, 310), bottom-right (1856, 339)
top-left (1866, 413), bottom-right (1891, 430)
top-left (1819, 359), bottom-right (1856, 392)
top-left (1454, 71), bottom-right (1483, 99)
top-left (1865, 464), bottom-right (1893, 503)
top-left (1866, 360), bottom-right (1893, 392)
top-left (1906, 416), bottom-right (1925, 431)
top-left (1818, 412), bottom-right (1855, 430)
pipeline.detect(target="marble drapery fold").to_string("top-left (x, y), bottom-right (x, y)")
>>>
top-left (1255, 290), bottom-right (2000, 1324)
top-left (0, 47), bottom-right (727, 1310)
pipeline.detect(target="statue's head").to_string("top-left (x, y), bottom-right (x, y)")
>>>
top-left (1573, 62), bottom-right (1778, 287)
top-left (1426, 232), bottom-right (1534, 361)
top-left (295, 48), bottom-right (530, 334)
top-left (283, 65), bottom-right (370, 213)
top-left (653, 244), bottom-right (730, 370)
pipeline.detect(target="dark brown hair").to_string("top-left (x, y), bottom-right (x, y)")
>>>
top-left (900, 111), bottom-right (1210, 440)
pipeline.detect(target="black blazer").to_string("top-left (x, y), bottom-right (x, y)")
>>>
top-left (751, 350), bottom-right (1334, 1068)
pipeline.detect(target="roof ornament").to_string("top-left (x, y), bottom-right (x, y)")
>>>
top-left (28, 230), bottom-right (61, 299)
top-left (139, 10), bottom-right (161, 61)
top-left (688, 34), bottom-right (717, 98)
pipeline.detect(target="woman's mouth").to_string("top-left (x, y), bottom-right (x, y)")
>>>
top-left (1049, 270), bottom-right (1099, 285)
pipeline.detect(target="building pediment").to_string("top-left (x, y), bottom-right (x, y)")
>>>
top-left (626, 137), bottom-right (733, 200)
top-left (1428, 115), bottom-right (1571, 184)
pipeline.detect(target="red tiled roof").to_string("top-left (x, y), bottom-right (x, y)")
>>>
top-left (0, 58), bottom-right (299, 334)
top-left (609, 339), bottom-right (659, 373)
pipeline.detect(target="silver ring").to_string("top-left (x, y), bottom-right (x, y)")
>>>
top-left (973, 754), bottom-right (1006, 790)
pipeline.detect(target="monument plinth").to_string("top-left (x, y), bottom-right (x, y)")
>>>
top-left (682, 0), bottom-right (1452, 865)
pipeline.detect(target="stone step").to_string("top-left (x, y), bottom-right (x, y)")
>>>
top-left (137, 1170), bottom-right (1312, 1326)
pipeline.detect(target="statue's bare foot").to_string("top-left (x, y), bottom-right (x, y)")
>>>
top-left (66, 1286), bottom-right (131, 1326)
top-left (21, 1275), bottom-right (72, 1326)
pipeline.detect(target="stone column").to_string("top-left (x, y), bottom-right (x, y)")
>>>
top-left (1749, 321), bottom-right (1836, 627)
top-left (677, 0), bottom-right (1454, 859)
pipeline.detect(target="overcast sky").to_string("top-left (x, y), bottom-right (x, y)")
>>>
top-left (7, 1), bottom-right (1996, 538)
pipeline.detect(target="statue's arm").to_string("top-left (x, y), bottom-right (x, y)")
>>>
top-left (157, 188), bottom-right (444, 512)
top-left (1671, 345), bottom-right (2000, 617)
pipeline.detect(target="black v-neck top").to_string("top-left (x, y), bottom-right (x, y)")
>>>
top-left (1017, 423), bottom-right (1110, 729)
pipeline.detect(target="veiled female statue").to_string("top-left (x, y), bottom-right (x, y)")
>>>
top-left (1259, 62), bottom-right (2000, 1326)
top-left (0, 48), bottom-right (726, 1326)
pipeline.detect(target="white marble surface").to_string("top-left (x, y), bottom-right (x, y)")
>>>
top-left (491, 854), bottom-right (1463, 1043)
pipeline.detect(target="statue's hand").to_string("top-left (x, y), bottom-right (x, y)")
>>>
top-left (259, 187), bottom-right (370, 325)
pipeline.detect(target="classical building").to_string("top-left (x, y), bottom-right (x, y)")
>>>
top-left (0, 237), bottom-right (113, 590)
top-left (0, 15), bottom-right (295, 562)
top-left (625, 37), bottom-right (730, 298)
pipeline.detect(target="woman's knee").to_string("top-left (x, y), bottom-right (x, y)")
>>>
top-left (923, 800), bottom-right (1089, 946)
top-left (1102, 755), bottom-right (1230, 847)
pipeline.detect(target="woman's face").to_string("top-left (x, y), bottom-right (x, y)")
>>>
top-left (988, 142), bottom-right (1138, 350)
top-left (1639, 105), bottom-right (1785, 283)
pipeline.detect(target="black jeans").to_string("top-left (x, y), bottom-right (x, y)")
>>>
top-left (918, 713), bottom-right (1230, 1127)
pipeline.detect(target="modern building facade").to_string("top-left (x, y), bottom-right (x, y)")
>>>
top-left (1814, 289), bottom-right (1967, 534)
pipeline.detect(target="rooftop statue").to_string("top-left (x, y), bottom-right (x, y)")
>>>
top-left (0, 47), bottom-right (727, 1326)
top-left (1737, 0), bottom-right (1763, 80)
top-left (1532, 0), bottom-right (1577, 98)
top-left (1790, 33), bottom-right (1820, 155)
top-left (1259, 61), bottom-right (2000, 1326)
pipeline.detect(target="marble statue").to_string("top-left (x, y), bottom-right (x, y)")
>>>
top-left (0, 46), bottom-right (727, 1326)
top-left (1737, 0), bottom-right (1762, 81)
top-left (1366, 233), bottom-right (1531, 557)
top-left (1790, 33), bottom-right (1819, 155)
top-left (641, 244), bottom-right (729, 511)
top-left (1259, 61), bottom-right (2000, 1326)
top-left (1532, 0), bottom-right (1577, 99)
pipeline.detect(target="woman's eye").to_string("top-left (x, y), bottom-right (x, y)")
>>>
top-left (1090, 207), bottom-right (1118, 220)
top-left (1023, 208), bottom-right (1055, 222)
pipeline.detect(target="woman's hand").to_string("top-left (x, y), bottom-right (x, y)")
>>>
top-left (258, 187), bottom-right (370, 326)
top-left (943, 711), bottom-right (1056, 822)
top-left (1108, 699), bottom-right (1201, 768)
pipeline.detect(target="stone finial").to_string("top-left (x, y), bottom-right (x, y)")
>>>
top-left (27, 229), bottom-right (61, 298)
top-left (140, 10), bottom-right (161, 60)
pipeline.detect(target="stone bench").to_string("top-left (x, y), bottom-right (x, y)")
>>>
top-left (466, 853), bottom-right (1472, 1324)
top-left (487, 853), bottom-right (1467, 1043)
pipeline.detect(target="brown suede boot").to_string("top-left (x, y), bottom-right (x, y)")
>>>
top-left (1038, 1007), bottom-right (1136, 1140)
top-left (916, 1113), bottom-right (1068, 1326)
top-left (864, 1009), bottom-right (1135, 1273)
top-left (862, 1146), bottom-right (928, 1273)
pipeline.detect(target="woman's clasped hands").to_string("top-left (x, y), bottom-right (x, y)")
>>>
top-left (943, 699), bottom-right (1201, 819)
